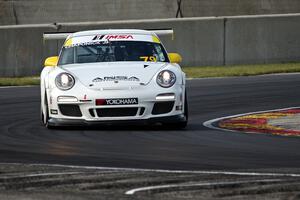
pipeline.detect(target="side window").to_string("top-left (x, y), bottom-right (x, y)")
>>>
top-left (154, 44), bottom-right (166, 62)
top-left (59, 47), bottom-right (74, 65)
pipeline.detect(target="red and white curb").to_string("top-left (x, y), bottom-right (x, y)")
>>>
top-left (203, 107), bottom-right (300, 136)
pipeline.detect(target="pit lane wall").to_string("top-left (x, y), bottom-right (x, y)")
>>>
top-left (1, 14), bottom-right (300, 77)
top-left (2, 0), bottom-right (300, 25)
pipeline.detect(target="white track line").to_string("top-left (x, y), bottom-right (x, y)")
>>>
top-left (1, 172), bottom-right (82, 179)
top-left (1, 163), bottom-right (300, 178)
top-left (186, 72), bottom-right (300, 80)
top-left (203, 106), bottom-right (300, 134)
top-left (125, 179), bottom-right (283, 195)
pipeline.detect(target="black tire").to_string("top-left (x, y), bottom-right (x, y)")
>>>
top-left (41, 93), bottom-right (52, 129)
top-left (163, 91), bottom-right (188, 129)
top-left (177, 92), bottom-right (189, 128)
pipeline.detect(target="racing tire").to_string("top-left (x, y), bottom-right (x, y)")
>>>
top-left (163, 91), bottom-right (188, 129)
top-left (41, 93), bottom-right (53, 129)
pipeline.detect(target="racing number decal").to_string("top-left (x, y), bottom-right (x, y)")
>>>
top-left (140, 56), bottom-right (157, 62)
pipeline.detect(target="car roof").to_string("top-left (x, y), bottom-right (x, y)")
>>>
top-left (71, 29), bottom-right (156, 38)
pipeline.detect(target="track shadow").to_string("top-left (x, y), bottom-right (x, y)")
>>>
top-left (47, 122), bottom-right (206, 132)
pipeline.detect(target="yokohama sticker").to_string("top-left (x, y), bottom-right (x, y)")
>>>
top-left (96, 98), bottom-right (138, 105)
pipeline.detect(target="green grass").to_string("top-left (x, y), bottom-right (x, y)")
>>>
top-left (0, 77), bottom-right (39, 86)
top-left (1, 63), bottom-right (300, 86)
top-left (183, 63), bottom-right (300, 78)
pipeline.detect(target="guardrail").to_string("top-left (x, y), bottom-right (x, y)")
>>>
top-left (1, 13), bottom-right (300, 77)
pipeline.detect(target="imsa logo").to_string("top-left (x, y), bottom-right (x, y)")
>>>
top-left (92, 35), bottom-right (134, 40)
top-left (92, 76), bottom-right (140, 82)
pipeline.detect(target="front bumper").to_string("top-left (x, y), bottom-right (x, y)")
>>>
top-left (47, 82), bottom-right (185, 125)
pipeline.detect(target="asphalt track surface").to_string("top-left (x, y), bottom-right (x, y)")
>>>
top-left (1, 74), bottom-right (300, 171)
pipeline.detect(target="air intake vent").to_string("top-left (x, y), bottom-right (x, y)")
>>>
top-left (58, 104), bottom-right (82, 117)
top-left (152, 101), bottom-right (174, 115)
top-left (96, 108), bottom-right (138, 117)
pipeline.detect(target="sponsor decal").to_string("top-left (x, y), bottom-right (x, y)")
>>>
top-left (64, 41), bottom-right (104, 48)
top-left (79, 94), bottom-right (92, 102)
top-left (96, 98), bottom-right (138, 105)
top-left (92, 35), bottom-right (134, 40)
top-left (217, 108), bottom-right (300, 136)
top-left (92, 77), bottom-right (103, 82)
top-left (92, 76), bottom-right (140, 82)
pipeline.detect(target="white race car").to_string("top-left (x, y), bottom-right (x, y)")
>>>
top-left (41, 29), bottom-right (188, 128)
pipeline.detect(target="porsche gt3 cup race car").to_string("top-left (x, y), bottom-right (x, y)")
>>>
top-left (41, 29), bottom-right (188, 128)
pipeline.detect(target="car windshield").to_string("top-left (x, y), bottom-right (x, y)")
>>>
top-left (58, 41), bottom-right (169, 65)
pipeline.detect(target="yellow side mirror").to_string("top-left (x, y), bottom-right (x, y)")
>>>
top-left (168, 53), bottom-right (182, 64)
top-left (44, 56), bottom-right (59, 67)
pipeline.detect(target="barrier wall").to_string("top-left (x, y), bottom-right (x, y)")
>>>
top-left (1, 14), bottom-right (300, 77)
top-left (2, 0), bottom-right (300, 25)
top-left (225, 15), bottom-right (300, 65)
top-left (56, 18), bottom-right (225, 67)
top-left (0, 25), bottom-right (57, 76)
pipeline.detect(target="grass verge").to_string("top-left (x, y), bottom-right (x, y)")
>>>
top-left (183, 63), bottom-right (300, 78)
top-left (1, 63), bottom-right (300, 86)
top-left (0, 77), bottom-right (39, 86)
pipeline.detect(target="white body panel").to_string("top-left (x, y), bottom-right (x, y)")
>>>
top-left (40, 29), bottom-right (187, 127)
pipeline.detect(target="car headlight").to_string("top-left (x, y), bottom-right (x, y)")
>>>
top-left (55, 73), bottom-right (75, 90)
top-left (156, 70), bottom-right (176, 88)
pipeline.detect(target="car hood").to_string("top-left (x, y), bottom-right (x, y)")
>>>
top-left (61, 62), bottom-right (168, 90)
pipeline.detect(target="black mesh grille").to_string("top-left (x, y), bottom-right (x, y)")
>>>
top-left (152, 101), bottom-right (174, 115)
top-left (89, 109), bottom-right (95, 117)
top-left (139, 107), bottom-right (145, 116)
top-left (58, 104), bottom-right (82, 117)
top-left (96, 107), bottom-right (138, 117)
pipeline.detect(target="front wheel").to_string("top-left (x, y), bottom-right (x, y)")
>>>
top-left (40, 93), bottom-right (52, 129)
top-left (164, 91), bottom-right (188, 129)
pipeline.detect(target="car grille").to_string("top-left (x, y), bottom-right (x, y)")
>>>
top-left (58, 104), bottom-right (82, 117)
top-left (152, 101), bottom-right (174, 115)
top-left (89, 107), bottom-right (143, 118)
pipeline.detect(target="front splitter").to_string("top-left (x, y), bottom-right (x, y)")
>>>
top-left (48, 114), bottom-right (186, 127)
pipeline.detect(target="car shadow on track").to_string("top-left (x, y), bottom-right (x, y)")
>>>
top-left (46, 123), bottom-right (207, 132)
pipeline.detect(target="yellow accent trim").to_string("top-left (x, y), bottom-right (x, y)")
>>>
top-left (44, 56), bottom-right (59, 67)
top-left (64, 38), bottom-right (73, 47)
top-left (152, 35), bottom-right (160, 43)
top-left (168, 53), bottom-right (182, 64)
